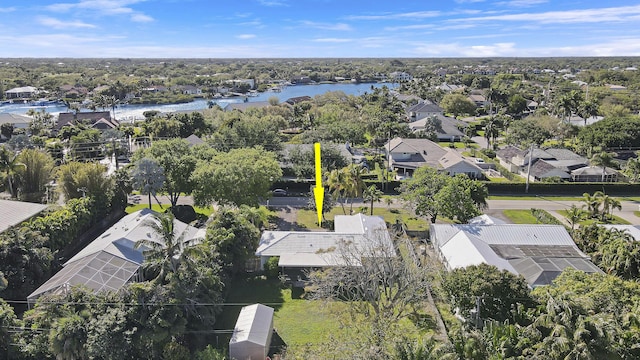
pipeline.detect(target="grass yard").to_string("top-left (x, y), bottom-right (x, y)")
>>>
top-left (297, 207), bottom-right (429, 231)
top-left (216, 275), bottom-right (432, 356)
top-left (488, 195), bottom-right (584, 201)
top-left (125, 203), bottom-right (215, 217)
top-left (556, 210), bottom-right (631, 225)
top-left (502, 209), bottom-right (543, 224)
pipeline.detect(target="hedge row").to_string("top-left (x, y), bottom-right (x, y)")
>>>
top-left (484, 182), bottom-right (640, 196)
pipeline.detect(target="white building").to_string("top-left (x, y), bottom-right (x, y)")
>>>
top-left (430, 221), bottom-right (602, 287)
top-left (229, 304), bottom-right (275, 360)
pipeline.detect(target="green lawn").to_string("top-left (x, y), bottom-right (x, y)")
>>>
top-left (556, 210), bottom-right (631, 225)
top-left (502, 209), bottom-right (540, 224)
top-left (488, 195), bottom-right (584, 201)
top-left (635, 211), bottom-right (640, 218)
top-left (125, 203), bottom-right (215, 217)
top-left (297, 207), bottom-right (429, 231)
top-left (216, 275), bottom-right (431, 355)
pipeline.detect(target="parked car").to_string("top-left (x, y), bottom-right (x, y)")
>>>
top-left (272, 189), bottom-right (288, 197)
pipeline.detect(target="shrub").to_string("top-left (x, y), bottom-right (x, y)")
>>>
top-left (264, 257), bottom-right (280, 279)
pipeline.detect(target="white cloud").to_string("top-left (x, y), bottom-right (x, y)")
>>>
top-left (0, 7), bottom-right (16, 13)
top-left (257, 0), bottom-right (288, 6)
top-left (498, 0), bottom-right (548, 7)
top-left (131, 13), bottom-right (153, 22)
top-left (313, 38), bottom-right (353, 43)
top-left (301, 21), bottom-right (352, 31)
top-left (345, 11), bottom-right (441, 21)
top-left (384, 24), bottom-right (434, 31)
top-left (236, 34), bottom-right (256, 39)
top-left (455, 5), bottom-right (640, 24)
top-left (38, 16), bottom-right (97, 29)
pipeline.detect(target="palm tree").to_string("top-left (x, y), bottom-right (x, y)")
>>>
top-left (363, 185), bottom-right (383, 216)
top-left (134, 211), bottom-right (201, 284)
top-left (0, 146), bottom-right (25, 198)
top-left (130, 158), bottom-right (165, 209)
top-left (344, 164), bottom-right (366, 214)
top-left (565, 205), bottom-right (586, 234)
top-left (327, 168), bottom-right (348, 214)
top-left (590, 151), bottom-right (617, 182)
top-left (581, 192), bottom-right (601, 219)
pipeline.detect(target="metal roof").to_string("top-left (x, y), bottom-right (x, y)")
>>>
top-left (0, 199), bottom-right (48, 233)
top-left (257, 214), bottom-right (395, 267)
top-left (28, 209), bottom-right (201, 301)
top-left (230, 303), bottom-right (274, 346)
top-left (431, 223), bottom-right (599, 287)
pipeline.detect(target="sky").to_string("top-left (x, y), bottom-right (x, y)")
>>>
top-left (2, 0), bottom-right (640, 58)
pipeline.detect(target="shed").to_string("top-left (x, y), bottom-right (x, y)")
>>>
top-left (229, 304), bottom-right (274, 360)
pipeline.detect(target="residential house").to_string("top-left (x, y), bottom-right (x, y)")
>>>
top-left (27, 209), bottom-right (202, 302)
top-left (55, 111), bottom-right (118, 130)
top-left (385, 138), bottom-right (483, 179)
top-left (496, 146), bottom-right (593, 182)
top-left (59, 85), bottom-right (88, 98)
top-left (141, 85), bottom-right (168, 93)
top-left (438, 83), bottom-right (465, 92)
top-left (5, 86), bottom-right (39, 99)
top-left (223, 101), bottom-right (272, 112)
top-left (468, 93), bottom-right (488, 108)
top-left (0, 113), bottom-right (32, 135)
top-left (430, 222), bottom-right (603, 288)
top-left (290, 76), bottom-right (312, 84)
top-left (284, 96), bottom-right (312, 106)
top-left (571, 166), bottom-right (620, 182)
top-left (255, 214), bottom-right (395, 281)
top-left (390, 71), bottom-right (413, 82)
top-left (406, 101), bottom-right (444, 120)
top-left (179, 85), bottom-right (202, 95)
top-left (408, 114), bottom-right (467, 142)
top-left (0, 199), bottom-right (48, 234)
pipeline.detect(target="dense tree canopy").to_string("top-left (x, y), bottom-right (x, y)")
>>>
top-left (191, 147), bottom-right (282, 207)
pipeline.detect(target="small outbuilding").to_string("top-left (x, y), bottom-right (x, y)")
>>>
top-left (229, 303), bottom-right (275, 360)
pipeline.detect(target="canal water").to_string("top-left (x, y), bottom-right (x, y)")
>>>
top-left (0, 82), bottom-right (395, 121)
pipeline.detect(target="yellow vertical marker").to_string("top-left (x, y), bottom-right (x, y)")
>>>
top-left (313, 142), bottom-right (324, 226)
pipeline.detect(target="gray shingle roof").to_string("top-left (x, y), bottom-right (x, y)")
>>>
top-left (0, 199), bottom-right (48, 233)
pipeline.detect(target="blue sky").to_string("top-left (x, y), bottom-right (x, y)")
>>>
top-left (2, 0), bottom-right (640, 58)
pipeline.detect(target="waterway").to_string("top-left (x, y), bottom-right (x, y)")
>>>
top-left (0, 82), bottom-right (395, 121)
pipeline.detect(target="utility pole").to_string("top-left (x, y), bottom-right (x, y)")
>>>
top-left (525, 143), bottom-right (534, 193)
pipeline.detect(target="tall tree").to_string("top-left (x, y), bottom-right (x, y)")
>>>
top-left (135, 139), bottom-right (196, 208)
top-left (399, 167), bottom-right (448, 223)
top-left (134, 212), bottom-right (201, 284)
top-left (191, 147), bottom-right (282, 207)
top-left (130, 157), bottom-right (165, 209)
top-left (362, 185), bottom-right (383, 216)
top-left (590, 151), bottom-right (617, 182)
top-left (15, 148), bottom-right (55, 202)
top-left (0, 145), bottom-right (24, 198)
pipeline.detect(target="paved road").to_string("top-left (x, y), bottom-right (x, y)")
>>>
top-left (147, 194), bottom-right (640, 225)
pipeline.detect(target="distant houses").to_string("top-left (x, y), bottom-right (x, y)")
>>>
top-left (496, 146), bottom-right (620, 183)
top-left (55, 111), bottom-right (119, 131)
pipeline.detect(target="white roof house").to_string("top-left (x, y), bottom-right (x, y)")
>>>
top-left (431, 224), bottom-right (602, 287)
top-left (601, 225), bottom-right (640, 241)
top-left (229, 303), bottom-right (275, 360)
top-left (0, 199), bottom-right (48, 233)
top-left (256, 213), bottom-right (395, 269)
top-left (28, 209), bottom-right (201, 302)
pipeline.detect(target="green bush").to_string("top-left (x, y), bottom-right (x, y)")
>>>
top-left (264, 257), bottom-right (280, 279)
